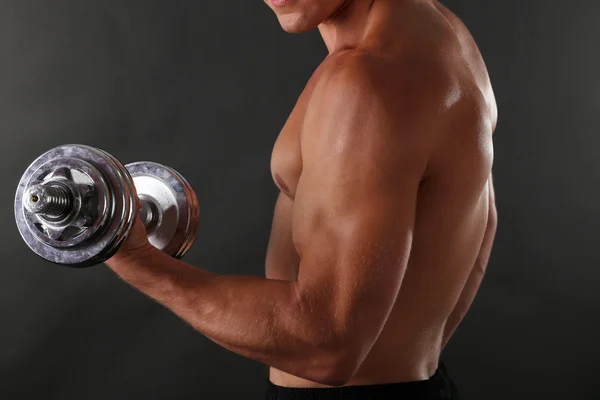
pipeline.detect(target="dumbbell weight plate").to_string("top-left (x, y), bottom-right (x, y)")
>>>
top-left (125, 162), bottom-right (200, 259)
top-left (15, 144), bottom-right (137, 267)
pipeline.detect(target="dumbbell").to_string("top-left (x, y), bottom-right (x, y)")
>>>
top-left (14, 144), bottom-right (200, 267)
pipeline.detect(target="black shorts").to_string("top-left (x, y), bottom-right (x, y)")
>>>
top-left (265, 361), bottom-right (460, 399)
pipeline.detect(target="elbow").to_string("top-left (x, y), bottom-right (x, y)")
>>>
top-left (303, 345), bottom-right (363, 387)
top-left (319, 375), bottom-right (354, 388)
top-left (324, 355), bottom-right (359, 387)
top-left (306, 358), bottom-right (358, 387)
top-left (289, 285), bottom-right (365, 386)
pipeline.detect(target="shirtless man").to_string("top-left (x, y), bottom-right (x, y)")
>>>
top-left (105, 0), bottom-right (498, 398)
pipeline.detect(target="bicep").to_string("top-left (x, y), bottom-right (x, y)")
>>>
top-left (291, 96), bottom-right (428, 355)
top-left (292, 161), bottom-right (420, 316)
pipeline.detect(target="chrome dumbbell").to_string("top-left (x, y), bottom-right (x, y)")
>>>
top-left (15, 145), bottom-right (200, 267)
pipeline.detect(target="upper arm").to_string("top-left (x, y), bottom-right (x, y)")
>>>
top-left (291, 56), bottom-right (441, 367)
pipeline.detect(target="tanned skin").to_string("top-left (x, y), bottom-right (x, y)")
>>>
top-left (106, 0), bottom-right (498, 388)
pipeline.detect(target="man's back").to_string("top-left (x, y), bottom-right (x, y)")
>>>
top-left (267, 0), bottom-right (497, 388)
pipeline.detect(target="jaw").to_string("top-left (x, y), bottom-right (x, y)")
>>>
top-left (276, 11), bottom-right (320, 33)
top-left (269, 0), bottom-right (354, 34)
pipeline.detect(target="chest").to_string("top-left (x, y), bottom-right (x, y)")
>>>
top-left (270, 85), bottom-right (316, 198)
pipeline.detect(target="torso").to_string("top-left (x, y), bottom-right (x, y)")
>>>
top-left (267, 0), bottom-right (497, 387)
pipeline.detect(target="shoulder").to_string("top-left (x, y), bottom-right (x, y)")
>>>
top-left (300, 52), bottom-right (438, 175)
top-left (303, 50), bottom-right (468, 156)
top-left (308, 49), bottom-right (464, 130)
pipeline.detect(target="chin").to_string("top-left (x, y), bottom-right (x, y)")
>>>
top-left (277, 13), bottom-right (320, 33)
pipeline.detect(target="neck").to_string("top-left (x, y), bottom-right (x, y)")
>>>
top-left (318, 0), bottom-right (435, 54)
top-left (318, 0), bottom-right (376, 54)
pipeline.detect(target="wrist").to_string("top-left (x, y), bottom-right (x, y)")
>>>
top-left (105, 242), bottom-right (157, 271)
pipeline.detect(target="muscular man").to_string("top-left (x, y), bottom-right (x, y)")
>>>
top-left (106, 0), bottom-right (498, 398)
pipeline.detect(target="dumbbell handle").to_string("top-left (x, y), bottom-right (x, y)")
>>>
top-left (24, 183), bottom-right (159, 233)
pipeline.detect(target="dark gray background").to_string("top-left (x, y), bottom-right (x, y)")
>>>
top-left (1, 1), bottom-right (598, 399)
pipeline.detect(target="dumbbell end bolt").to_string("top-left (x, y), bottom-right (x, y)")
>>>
top-left (24, 182), bottom-right (159, 233)
top-left (24, 183), bottom-right (73, 219)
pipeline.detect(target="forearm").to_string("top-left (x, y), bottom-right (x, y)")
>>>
top-left (104, 247), bottom-right (338, 383)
